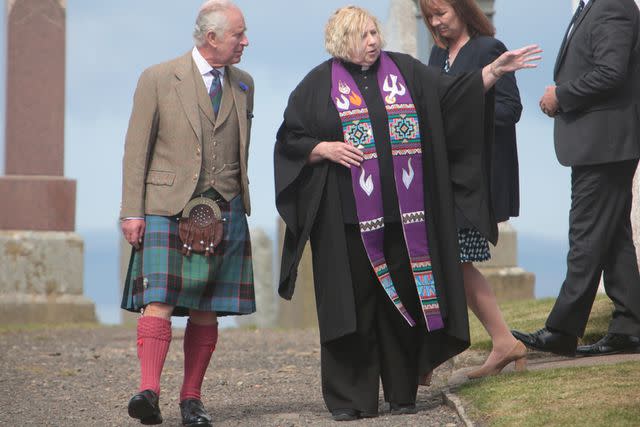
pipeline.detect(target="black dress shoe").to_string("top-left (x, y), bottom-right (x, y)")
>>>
top-left (389, 402), bottom-right (417, 415)
top-left (331, 408), bottom-right (360, 421)
top-left (128, 390), bottom-right (163, 425)
top-left (512, 327), bottom-right (577, 357)
top-left (180, 399), bottom-right (212, 427)
top-left (576, 333), bottom-right (640, 356)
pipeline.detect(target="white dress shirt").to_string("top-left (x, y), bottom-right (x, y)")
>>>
top-left (191, 46), bottom-right (225, 91)
top-left (568, 0), bottom-right (591, 36)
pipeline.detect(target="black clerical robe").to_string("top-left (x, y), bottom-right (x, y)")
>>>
top-left (274, 51), bottom-right (495, 371)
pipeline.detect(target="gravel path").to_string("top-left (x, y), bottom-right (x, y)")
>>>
top-left (0, 326), bottom-right (465, 426)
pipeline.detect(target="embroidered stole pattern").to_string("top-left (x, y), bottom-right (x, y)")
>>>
top-left (330, 52), bottom-right (444, 331)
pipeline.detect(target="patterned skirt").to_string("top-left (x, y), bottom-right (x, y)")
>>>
top-left (458, 228), bottom-right (491, 263)
top-left (121, 195), bottom-right (255, 317)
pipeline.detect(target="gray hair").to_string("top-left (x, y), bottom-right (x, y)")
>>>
top-left (193, 0), bottom-right (235, 46)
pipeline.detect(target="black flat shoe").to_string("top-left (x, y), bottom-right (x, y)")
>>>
top-left (331, 408), bottom-right (360, 421)
top-left (180, 399), bottom-right (212, 427)
top-left (512, 327), bottom-right (577, 357)
top-left (389, 402), bottom-right (417, 415)
top-left (576, 333), bottom-right (640, 356)
top-left (128, 390), bottom-right (163, 425)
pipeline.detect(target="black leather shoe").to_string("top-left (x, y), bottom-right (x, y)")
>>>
top-left (576, 333), bottom-right (640, 356)
top-left (331, 409), bottom-right (360, 421)
top-left (179, 399), bottom-right (212, 427)
top-left (389, 402), bottom-right (417, 415)
top-left (128, 390), bottom-right (163, 425)
top-left (512, 328), bottom-right (577, 357)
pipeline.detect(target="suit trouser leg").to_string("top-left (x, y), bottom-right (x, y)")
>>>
top-left (601, 165), bottom-right (640, 336)
top-left (320, 224), bottom-right (420, 414)
top-left (547, 160), bottom-right (640, 337)
top-left (321, 224), bottom-right (382, 415)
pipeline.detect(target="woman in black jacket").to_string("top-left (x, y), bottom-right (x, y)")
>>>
top-left (420, 0), bottom-right (526, 379)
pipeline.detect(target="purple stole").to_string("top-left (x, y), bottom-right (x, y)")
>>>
top-left (330, 52), bottom-right (444, 331)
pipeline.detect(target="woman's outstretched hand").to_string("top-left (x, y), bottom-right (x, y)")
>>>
top-left (493, 44), bottom-right (543, 75)
top-left (482, 44), bottom-right (542, 91)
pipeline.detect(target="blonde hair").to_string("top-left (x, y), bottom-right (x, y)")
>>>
top-left (324, 6), bottom-right (385, 61)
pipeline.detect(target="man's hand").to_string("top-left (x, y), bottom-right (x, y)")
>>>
top-left (308, 141), bottom-right (364, 168)
top-left (539, 85), bottom-right (559, 117)
top-left (121, 218), bottom-right (146, 250)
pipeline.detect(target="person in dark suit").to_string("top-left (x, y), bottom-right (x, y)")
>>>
top-left (419, 0), bottom-right (526, 379)
top-left (513, 0), bottom-right (640, 357)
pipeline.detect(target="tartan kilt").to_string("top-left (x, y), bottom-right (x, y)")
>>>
top-left (121, 194), bottom-right (255, 316)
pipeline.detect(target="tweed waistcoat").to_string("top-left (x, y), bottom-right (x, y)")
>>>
top-left (193, 70), bottom-right (242, 200)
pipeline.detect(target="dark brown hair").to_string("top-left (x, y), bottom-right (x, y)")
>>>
top-left (419, 0), bottom-right (495, 48)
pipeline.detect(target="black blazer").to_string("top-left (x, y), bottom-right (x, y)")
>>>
top-left (430, 36), bottom-right (522, 222)
top-left (554, 0), bottom-right (640, 166)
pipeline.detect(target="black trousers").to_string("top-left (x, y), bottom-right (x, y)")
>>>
top-left (320, 223), bottom-right (425, 414)
top-left (547, 159), bottom-right (640, 337)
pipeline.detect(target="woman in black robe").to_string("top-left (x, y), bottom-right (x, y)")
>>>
top-left (420, 0), bottom-right (526, 379)
top-left (274, 5), bottom-right (539, 421)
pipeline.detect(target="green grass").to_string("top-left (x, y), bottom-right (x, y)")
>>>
top-left (458, 362), bottom-right (640, 427)
top-left (468, 294), bottom-right (613, 351)
top-left (460, 294), bottom-right (640, 426)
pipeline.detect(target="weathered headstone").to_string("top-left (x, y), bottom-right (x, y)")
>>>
top-left (385, 0), bottom-right (418, 58)
top-left (476, 222), bottom-right (535, 301)
top-left (0, 0), bottom-right (95, 324)
top-left (276, 219), bottom-right (318, 330)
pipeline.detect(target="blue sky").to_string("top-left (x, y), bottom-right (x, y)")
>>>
top-left (0, 0), bottom-right (575, 239)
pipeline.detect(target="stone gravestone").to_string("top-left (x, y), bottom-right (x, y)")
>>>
top-left (0, 0), bottom-right (95, 324)
top-left (276, 219), bottom-right (318, 330)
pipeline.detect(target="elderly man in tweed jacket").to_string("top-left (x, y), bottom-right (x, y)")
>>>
top-left (119, 1), bottom-right (255, 425)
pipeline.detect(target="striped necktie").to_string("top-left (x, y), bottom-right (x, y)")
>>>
top-left (209, 69), bottom-right (222, 116)
top-left (567, 0), bottom-right (585, 37)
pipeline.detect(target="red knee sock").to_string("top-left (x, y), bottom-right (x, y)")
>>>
top-left (137, 316), bottom-right (172, 395)
top-left (180, 320), bottom-right (219, 401)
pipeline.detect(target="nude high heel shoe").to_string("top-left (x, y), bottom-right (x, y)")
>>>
top-left (467, 341), bottom-right (527, 379)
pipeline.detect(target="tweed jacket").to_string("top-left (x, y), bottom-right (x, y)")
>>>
top-left (120, 51), bottom-right (254, 218)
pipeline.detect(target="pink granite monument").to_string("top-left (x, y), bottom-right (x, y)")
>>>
top-left (1, 0), bottom-right (75, 231)
top-left (0, 0), bottom-right (95, 324)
